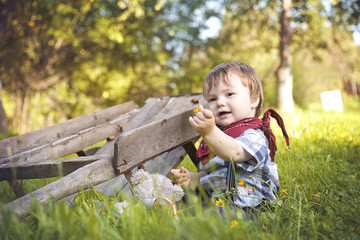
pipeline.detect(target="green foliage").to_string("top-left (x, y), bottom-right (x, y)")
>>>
top-left (1, 0), bottom-right (359, 134)
top-left (1, 98), bottom-right (360, 239)
top-left (0, 0), bottom-right (214, 133)
top-left (203, 0), bottom-right (360, 109)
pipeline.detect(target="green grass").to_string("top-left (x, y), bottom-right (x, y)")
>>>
top-left (1, 97), bottom-right (360, 240)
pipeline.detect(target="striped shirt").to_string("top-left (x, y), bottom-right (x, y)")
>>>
top-left (199, 128), bottom-right (279, 208)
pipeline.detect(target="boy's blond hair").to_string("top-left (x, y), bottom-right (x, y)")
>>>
top-left (203, 62), bottom-right (264, 117)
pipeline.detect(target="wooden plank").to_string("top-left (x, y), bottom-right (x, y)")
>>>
top-left (93, 94), bottom-right (205, 158)
top-left (86, 94), bottom-right (206, 194)
top-left (122, 94), bottom-right (205, 131)
top-left (67, 94), bottom-right (206, 199)
top-left (61, 143), bottom-right (191, 204)
top-left (0, 154), bottom-right (115, 221)
top-left (3, 145), bottom-right (189, 220)
top-left (114, 109), bottom-right (199, 174)
top-left (0, 101), bottom-right (138, 164)
top-left (0, 155), bottom-right (109, 181)
top-left (0, 109), bottom-right (138, 165)
top-left (122, 97), bottom-right (172, 130)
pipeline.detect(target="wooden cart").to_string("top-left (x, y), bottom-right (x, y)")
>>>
top-left (0, 94), bottom-right (206, 222)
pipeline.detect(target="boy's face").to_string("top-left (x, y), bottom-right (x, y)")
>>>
top-left (206, 74), bottom-right (259, 127)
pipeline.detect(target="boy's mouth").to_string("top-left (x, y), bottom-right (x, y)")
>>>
top-left (219, 111), bottom-right (231, 118)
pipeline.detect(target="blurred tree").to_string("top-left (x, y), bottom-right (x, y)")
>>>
top-left (0, 0), bottom-right (11, 137)
top-left (203, 0), bottom-right (359, 109)
top-left (0, 0), bottom-right (212, 134)
top-left (0, 0), bottom-right (359, 135)
top-left (204, 0), bottom-right (281, 107)
top-left (331, 0), bottom-right (360, 31)
top-left (330, 0), bottom-right (360, 96)
top-left (290, 0), bottom-right (360, 105)
top-left (277, 0), bottom-right (294, 113)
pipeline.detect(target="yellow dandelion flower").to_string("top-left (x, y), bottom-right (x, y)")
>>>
top-left (193, 106), bottom-right (199, 115)
top-left (231, 220), bottom-right (238, 228)
top-left (238, 179), bottom-right (245, 187)
top-left (216, 199), bottom-right (225, 207)
top-left (282, 139), bottom-right (285, 144)
top-left (280, 189), bottom-right (287, 195)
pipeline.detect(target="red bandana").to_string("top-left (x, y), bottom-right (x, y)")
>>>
top-left (196, 108), bottom-right (290, 163)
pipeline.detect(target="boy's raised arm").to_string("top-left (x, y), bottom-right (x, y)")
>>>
top-left (189, 106), bottom-right (252, 163)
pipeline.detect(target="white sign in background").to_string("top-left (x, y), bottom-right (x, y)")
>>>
top-left (320, 90), bottom-right (343, 112)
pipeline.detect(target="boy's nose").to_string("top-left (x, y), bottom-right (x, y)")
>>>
top-left (216, 97), bottom-right (226, 107)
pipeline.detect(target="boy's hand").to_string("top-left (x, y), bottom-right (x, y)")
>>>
top-left (170, 167), bottom-right (192, 187)
top-left (189, 105), bottom-right (215, 136)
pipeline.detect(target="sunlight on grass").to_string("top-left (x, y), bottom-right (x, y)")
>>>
top-left (1, 97), bottom-right (359, 239)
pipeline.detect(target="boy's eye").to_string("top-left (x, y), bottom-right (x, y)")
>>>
top-left (227, 93), bottom-right (235, 97)
top-left (209, 97), bottom-right (217, 102)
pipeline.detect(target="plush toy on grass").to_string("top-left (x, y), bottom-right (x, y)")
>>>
top-left (114, 167), bottom-right (184, 217)
top-left (130, 168), bottom-right (184, 202)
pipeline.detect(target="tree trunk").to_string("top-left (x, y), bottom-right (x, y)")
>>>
top-left (276, 0), bottom-right (294, 113)
top-left (0, 81), bottom-right (7, 137)
top-left (0, 0), bottom-right (11, 137)
top-left (0, 0), bottom-right (11, 44)
top-left (20, 90), bottom-right (30, 134)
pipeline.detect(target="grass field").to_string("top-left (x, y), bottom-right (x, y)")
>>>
top-left (1, 97), bottom-right (359, 240)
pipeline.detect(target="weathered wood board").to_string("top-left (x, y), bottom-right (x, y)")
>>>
top-left (1, 154), bottom-right (114, 221)
top-left (114, 109), bottom-right (198, 174)
top-left (0, 155), bottom-right (108, 180)
top-left (0, 102), bottom-right (138, 165)
top-left (86, 94), bottom-right (205, 198)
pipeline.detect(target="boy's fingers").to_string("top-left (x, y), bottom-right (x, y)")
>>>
top-left (199, 105), bottom-right (204, 112)
top-left (170, 169), bottom-right (180, 177)
top-left (202, 109), bottom-right (213, 119)
top-left (189, 117), bottom-right (202, 130)
top-left (189, 116), bottom-right (194, 125)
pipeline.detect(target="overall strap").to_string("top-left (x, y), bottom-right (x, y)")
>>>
top-left (226, 161), bottom-right (237, 203)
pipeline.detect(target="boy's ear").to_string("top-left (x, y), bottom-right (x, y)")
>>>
top-left (251, 97), bottom-right (260, 108)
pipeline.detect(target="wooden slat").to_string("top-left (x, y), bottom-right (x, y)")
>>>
top-left (0, 155), bottom-right (109, 180)
top-left (182, 141), bottom-right (199, 167)
top-left (0, 109), bottom-right (138, 165)
top-left (0, 101), bottom-right (138, 164)
top-left (114, 109), bottom-right (199, 173)
top-left (93, 94), bottom-right (206, 158)
top-left (87, 94), bottom-right (207, 194)
top-left (7, 180), bottom-right (25, 198)
top-left (61, 143), bottom-right (191, 204)
top-left (122, 97), bottom-right (172, 130)
top-left (0, 154), bottom-right (114, 221)
top-left (1, 146), bottom-right (187, 221)
top-left (122, 94), bottom-right (205, 131)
